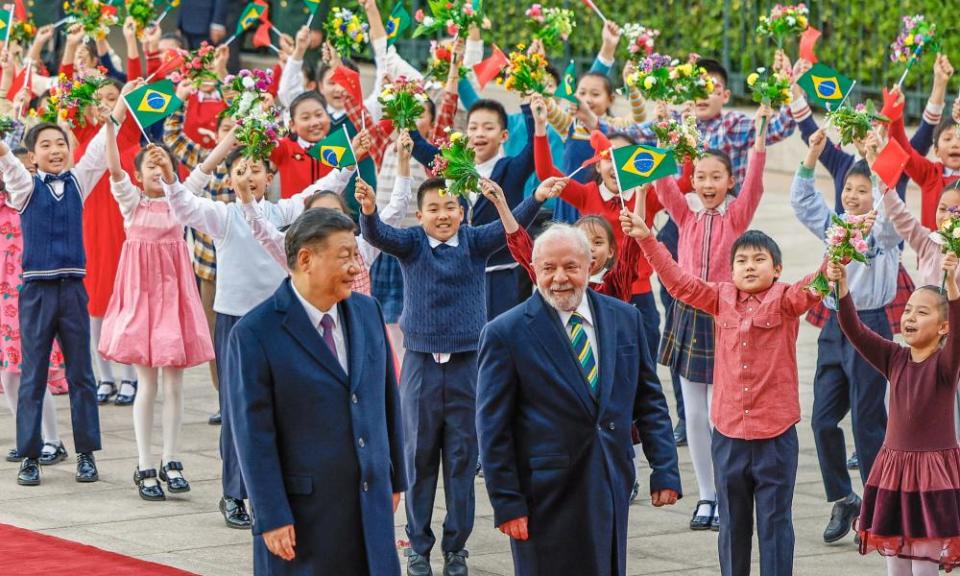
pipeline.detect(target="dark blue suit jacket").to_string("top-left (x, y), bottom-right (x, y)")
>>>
top-left (477, 291), bottom-right (681, 576)
top-left (178, 0), bottom-right (227, 35)
top-left (227, 280), bottom-right (405, 576)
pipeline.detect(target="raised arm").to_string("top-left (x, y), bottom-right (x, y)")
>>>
top-left (728, 139), bottom-right (768, 232)
top-left (240, 198), bottom-right (289, 271)
top-left (829, 263), bottom-right (899, 376)
top-left (940, 256), bottom-right (960, 382)
top-left (470, 180), bottom-right (549, 258)
top-left (789, 128), bottom-right (833, 238)
top-left (278, 27), bottom-right (308, 109)
top-left (881, 187), bottom-right (932, 255)
top-left (0, 141), bottom-right (37, 211)
top-left (356, 181), bottom-right (420, 260)
top-left (164, 168), bottom-right (229, 239)
top-left (635, 235), bottom-right (720, 316)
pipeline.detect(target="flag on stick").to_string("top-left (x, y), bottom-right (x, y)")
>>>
top-left (611, 143), bottom-right (677, 190)
top-left (799, 26), bottom-right (821, 63)
top-left (872, 138), bottom-right (910, 189)
top-left (386, 1), bottom-right (411, 47)
top-left (123, 79), bottom-right (183, 140)
top-left (330, 65), bottom-right (363, 105)
top-left (472, 44), bottom-right (507, 89)
top-left (555, 60), bottom-right (578, 104)
top-left (796, 63), bottom-right (854, 109)
top-left (307, 126), bottom-right (357, 169)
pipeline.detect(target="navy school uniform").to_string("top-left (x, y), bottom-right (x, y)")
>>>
top-left (409, 104), bottom-right (536, 321)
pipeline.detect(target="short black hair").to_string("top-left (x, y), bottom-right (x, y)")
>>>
top-left (579, 71), bottom-right (614, 99)
top-left (225, 149), bottom-right (275, 173)
top-left (730, 230), bottom-right (782, 268)
top-left (289, 90), bottom-right (328, 118)
top-left (591, 131), bottom-right (637, 186)
top-left (305, 190), bottom-right (348, 212)
top-left (423, 97), bottom-right (436, 124)
top-left (100, 78), bottom-right (123, 94)
top-left (545, 63), bottom-right (561, 87)
top-left (160, 32), bottom-right (186, 49)
top-left (468, 99), bottom-right (508, 131)
top-left (416, 177), bottom-right (447, 209)
top-left (941, 179), bottom-right (960, 199)
top-left (696, 58), bottom-right (728, 87)
top-left (134, 144), bottom-right (180, 174)
top-left (844, 159), bottom-right (872, 184)
top-left (916, 285), bottom-right (950, 321)
top-left (24, 123), bottom-right (69, 152)
top-left (933, 115), bottom-right (959, 148)
top-left (284, 207), bottom-right (357, 269)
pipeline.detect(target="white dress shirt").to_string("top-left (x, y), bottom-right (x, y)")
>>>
top-left (292, 282), bottom-right (349, 374)
top-left (557, 297), bottom-right (599, 366)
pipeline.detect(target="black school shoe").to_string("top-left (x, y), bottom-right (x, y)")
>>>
top-left (114, 380), bottom-right (138, 406)
top-left (6, 448), bottom-right (22, 462)
top-left (75, 452), bottom-right (99, 482)
top-left (405, 550), bottom-right (432, 576)
top-left (160, 461), bottom-right (191, 493)
top-left (96, 381), bottom-right (116, 404)
top-left (39, 442), bottom-right (68, 466)
top-left (220, 496), bottom-right (252, 529)
top-left (443, 550), bottom-right (468, 576)
top-left (823, 493), bottom-right (861, 543)
top-left (690, 500), bottom-right (715, 531)
top-left (134, 468), bottom-right (166, 501)
top-left (17, 458), bottom-right (40, 486)
top-left (847, 452), bottom-right (860, 470)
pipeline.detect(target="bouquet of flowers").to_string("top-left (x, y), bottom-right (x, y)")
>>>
top-left (935, 206), bottom-right (960, 290)
top-left (413, 0), bottom-right (486, 38)
top-left (324, 7), bottom-right (369, 57)
top-left (431, 130), bottom-right (480, 198)
top-left (622, 23), bottom-right (659, 63)
top-left (378, 77), bottom-right (429, 131)
top-left (525, 4), bottom-right (575, 55)
top-left (170, 42), bottom-right (218, 87)
top-left (890, 14), bottom-right (938, 64)
top-left (650, 116), bottom-right (702, 162)
top-left (221, 69), bottom-right (280, 160)
top-left (756, 3), bottom-right (809, 49)
top-left (36, 69), bottom-right (108, 127)
top-left (497, 45), bottom-right (548, 95)
top-left (746, 67), bottom-right (791, 108)
top-left (626, 53), bottom-right (674, 101)
top-left (807, 213), bottom-right (871, 300)
top-left (124, 0), bottom-right (156, 38)
top-left (824, 101), bottom-right (889, 146)
top-left (669, 55), bottom-right (715, 105)
top-left (423, 40), bottom-right (468, 87)
top-left (10, 20), bottom-right (37, 45)
top-left (65, 0), bottom-right (120, 40)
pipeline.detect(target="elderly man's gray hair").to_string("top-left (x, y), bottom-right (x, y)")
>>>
top-left (531, 223), bottom-right (591, 263)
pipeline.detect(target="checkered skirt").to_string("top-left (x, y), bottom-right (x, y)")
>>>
top-left (658, 300), bottom-right (715, 385)
top-left (805, 264), bottom-right (915, 335)
top-left (370, 253), bottom-right (404, 324)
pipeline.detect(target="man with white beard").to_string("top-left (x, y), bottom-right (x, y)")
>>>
top-left (476, 224), bottom-right (681, 576)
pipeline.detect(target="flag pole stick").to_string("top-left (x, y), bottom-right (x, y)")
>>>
top-left (582, 0), bottom-right (607, 23)
top-left (123, 98), bottom-right (152, 143)
top-left (567, 164), bottom-right (587, 179)
top-left (51, 16), bottom-right (73, 29)
top-left (14, 61), bottom-right (32, 121)
top-left (3, 10), bottom-right (14, 52)
top-left (267, 43), bottom-right (280, 54)
top-left (153, 7), bottom-right (171, 27)
top-left (611, 152), bottom-right (626, 210)
top-left (222, 33), bottom-right (239, 48)
top-left (895, 45), bottom-right (923, 90)
top-left (305, 12), bottom-right (316, 29)
top-left (270, 24), bottom-right (281, 36)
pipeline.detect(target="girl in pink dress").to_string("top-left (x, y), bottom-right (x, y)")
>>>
top-left (98, 124), bottom-right (214, 502)
top-left (829, 256), bottom-right (960, 575)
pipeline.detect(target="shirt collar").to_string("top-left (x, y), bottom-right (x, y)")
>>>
top-left (476, 152), bottom-right (504, 180)
top-left (737, 287), bottom-right (769, 304)
top-left (945, 167), bottom-right (960, 177)
top-left (196, 90), bottom-right (222, 103)
top-left (557, 295), bottom-right (594, 329)
top-left (686, 191), bottom-right (732, 216)
top-left (327, 105), bottom-right (346, 120)
top-left (291, 281), bottom-right (340, 331)
top-left (598, 182), bottom-right (635, 203)
top-left (426, 233), bottom-right (460, 249)
top-left (296, 136), bottom-right (315, 151)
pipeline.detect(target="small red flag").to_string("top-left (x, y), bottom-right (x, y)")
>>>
top-left (5, 66), bottom-right (26, 101)
top-left (873, 138), bottom-right (909, 189)
top-left (472, 44), bottom-right (507, 90)
top-left (880, 87), bottom-right (904, 123)
top-left (799, 26), bottom-right (821, 64)
top-left (577, 130), bottom-right (611, 168)
top-left (153, 49), bottom-right (186, 80)
top-left (13, 0), bottom-right (26, 21)
top-left (253, 23), bottom-right (272, 48)
top-left (331, 65), bottom-right (363, 105)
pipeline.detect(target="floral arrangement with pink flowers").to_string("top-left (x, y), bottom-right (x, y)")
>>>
top-left (824, 100), bottom-right (888, 146)
top-left (756, 3), bottom-right (808, 49)
top-left (622, 23), bottom-right (659, 64)
top-left (378, 77), bottom-right (429, 131)
top-left (413, 0), bottom-right (487, 39)
top-left (808, 213), bottom-right (871, 300)
top-left (324, 7), bottom-right (370, 57)
top-left (423, 40), bottom-right (468, 87)
top-left (525, 4), bottom-right (575, 55)
top-left (936, 207), bottom-right (960, 290)
top-left (627, 53), bottom-right (715, 105)
top-left (65, 0), bottom-right (120, 40)
top-left (221, 69), bottom-right (279, 160)
top-left (650, 116), bottom-right (702, 162)
top-left (889, 14), bottom-right (938, 64)
top-left (169, 42), bottom-right (218, 87)
top-left (431, 130), bottom-right (480, 198)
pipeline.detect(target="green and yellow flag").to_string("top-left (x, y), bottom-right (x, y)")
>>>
top-left (123, 79), bottom-right (182, 131)
top-left (0, 7), bottom-right (12, 42)
top-left (555, 60), bottom-right (577, 104)
top-left (308, 126), bottom-right (357, 169)
top-left (386, 2), bottom-right (411, 47)
top-left (611, 144), bottom-right (677, 190)
top-left (796, 63), bottom-right (854, 109)
top-left (236, 2), bottom-right (267, 34)
top-left (304, 0), bottom-right (321, 14)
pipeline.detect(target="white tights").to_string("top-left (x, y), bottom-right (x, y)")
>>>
top-left (90, 316), bottom-right (136, 392)
top-left (132, 366), bottom-right (184, 474)
top-left (680, 377), bottom-right (715, 516)
top-left (886, 557), bottom-right (940, 576)
top-left (1, 371), bottom-right (60, 446)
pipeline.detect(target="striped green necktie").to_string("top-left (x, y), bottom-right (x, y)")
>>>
top-left (567, 312), bottom-right (598, 393)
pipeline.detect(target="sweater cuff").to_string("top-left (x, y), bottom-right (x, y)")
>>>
top-left (790, 95), bottom-right (812, 122)
top-left (796, 165), bottom-right (815, 179)
top-left (923, 101), bottom-right (944, 125)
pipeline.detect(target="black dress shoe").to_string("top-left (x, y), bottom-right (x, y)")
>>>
top-left (673, 419), bottom-right (688, 446)
top-left (823, 493), bottom-right (861, 543)
top-left (208, 411), bottom-right (222, 425)
top-left (690, 500), bottom-right (715, 531)
top-left (75, 452), bottom-right (99, 482)
top-left (96, 381), bottom-right (116, 405)
top-left (847, 452), bottom-right (860, 470)
top-left (629, 479), bottom-right (640, 503)
top-left (39, 442), bottom-right (67, 466)
top-left (405, 549), bottom-right (432, 576)
top-left (17, 458), bottom-right (40, 486)
top-left (134, 468), bottom-right (166, 501)
top-left (6, 448), bottom-right (22, 462)
top-left (711, 513), bottom-right (720, 532)
top-left (114, 380), bottom-right (137, 406)
top-left (443, 550), bottom-right (468, 576)
top-left (220, 496), bottom-right (252, 529)
top-left (160, 461), bottom-right (191, 493)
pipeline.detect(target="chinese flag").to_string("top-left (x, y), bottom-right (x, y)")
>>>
top-left (153, 49), bottom-right (186, 80)
top-left (580, 130), bottom-right (611, 168)
top-left (473, 44), bottom-right (507, 89)
top-left (5, 65), bottom-right (27, 100)
top-left (13, 0), bottom-right (26, 21)
top-left (253, 22), bottom-right (272, 48)
top-left (873, 138), bottom-right (910, 189)
top-left (799, 26), bottom-right (821, 63)
top-left (330, 65), bottom-right (363, 105)
top-left (880, 87), bottom-right (904, 123)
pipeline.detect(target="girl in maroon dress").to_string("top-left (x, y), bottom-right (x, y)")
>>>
top-left (829, 255), bottom-right (960, 575)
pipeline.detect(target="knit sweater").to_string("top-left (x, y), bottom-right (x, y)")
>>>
top-left (360, 196), bottom-right (542, 353)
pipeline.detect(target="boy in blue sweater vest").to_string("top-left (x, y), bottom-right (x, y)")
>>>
top-left (410, 99), bottom-right (537, 321)
top-left (0, 110), bottom-right (121, 485)
top-left (357, 175), bottom-right (560, 576)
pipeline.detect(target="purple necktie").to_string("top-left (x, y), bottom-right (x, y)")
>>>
top-left (320, 314), bottom-right (338, 360)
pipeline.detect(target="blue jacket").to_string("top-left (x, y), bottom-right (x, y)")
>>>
top-left (477, 290), bottom-right (681, 576)
top-left (177, 0), bottom-right (227, 35)
top-left (226, 280), bottom-right (405, 576)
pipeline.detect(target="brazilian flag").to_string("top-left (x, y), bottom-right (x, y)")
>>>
top-left (124, 79), bottom-right (183, 130)
top-left (308, 126), bottom-right (357, 169)
top-left (796, 63), bottom-right (854, 109)
top-left (386, 2), bottom-right (411, 47)
top-left (555, 60), bottom-right (577, 104)
top-left (305, 0), bottom-right (321, 14)
top-left (236, 2), bottom-right (267, 34)
top-left (611, 144), bottom-right (677, 190)
top-left (0, 7), bottom-right (11, 42)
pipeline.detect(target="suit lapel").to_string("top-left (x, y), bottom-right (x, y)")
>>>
top-left (340, 297), bottom-right (366, 394)
top-left (278, 282), bottom-right (349, 386)
top-left (524, 293), bottom-right (597, 419)
top-left (591, 292), bottom-right (618, 414)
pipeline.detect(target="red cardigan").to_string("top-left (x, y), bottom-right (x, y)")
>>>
top-left (269, 137), bottom-right (334, 199)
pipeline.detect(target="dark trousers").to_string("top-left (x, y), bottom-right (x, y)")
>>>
top-left (401, 351), bottom-right (477, 556)
top-left (811, 308), bottom-right (889, 501)
top-left (654, 217), bottom-right (685, 422)
top-left (215, 312), bottom-right (247, 500)
top-left (17, 279), bottom-right (100, 458)
top-left (713, 426), bottom-right (798, 576)
top-left (485, 267), bottom-right (525, 321)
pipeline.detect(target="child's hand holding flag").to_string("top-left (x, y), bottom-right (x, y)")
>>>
top-left (355, 178), bottom-right (377, 215)
top-left (533, 176), bottom-right (568, 202)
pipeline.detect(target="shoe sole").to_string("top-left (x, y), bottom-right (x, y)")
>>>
top-left (139, 493), bottom-right (166, 501)
top-left (39, 454), bottom-right (67, 466)
top-left (823, 518), bottom-right (856, 543)
top-left (223, 520), bottom-right (252, 529)
top-left (166, 486), bottom-right (191, 494)
top-left (17, 477), bottom-right (40, 486)
top-left (689, 524), bottom-right (713, 531)
top-left (6, 456), bottom-right (23, 463)
top-left (76, 474), bottom-right (99, 483)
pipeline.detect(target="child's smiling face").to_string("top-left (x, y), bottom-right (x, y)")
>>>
top-left (416, 187), bottom-right (464, 243)
top-left (576, 220), bottom-right (613, 276)
top-left (936, 188), bottom-right (960, 230)
top-left (29, 127), bottom-right (70, 175)
top-left (693, 154), bottom-right (735, 211)
top-left (291, 98), bottom-right (330, 143)
top-left (732, 245), bottom-right (781, 293)
top-left (576, 75), bottom-right (613, 117)
top-left (693, 73), bottom-right (729, 121)
top-left (598, 135), bottom-right (632, 194)
top-left (935, 127), bottom-right (960, 171)
top-left (900, 289), bottom-right (949, 348)
top-left (228, 158), bottom-right (272, 201)
top-left (466, 109), bottom-right (507, 164)
top-left (840, 173), bottom-right (874, 216)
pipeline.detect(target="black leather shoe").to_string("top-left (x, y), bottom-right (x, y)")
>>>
top-left (690, 500), bottom-right (715, 531)
top-left (114, 380), bottom-right (137, 406)
top-left (17, 458), bottom-right (40, 486)
top-left (629, 480), bottom-right (640, 503)
top-left (134, 468), bottom-right (166, 501)
top-left (220, 496), bottom-right (252, 529)
top-left (823, 494), bottom-right (861, 543)
top-left (673, 419), bottom-right (687, 446)
top-left (443, 550), bottom-right (468, 576)
top-left (160, 461), bottom-right (191, 493)
top-left (6, 448), bottom-right (22, 462)
top-left (75, 452), bottom-right (99, 482)
top-left (208, 411), bottom-right (222, 425)
top-left (711, 513), bottom-right (720, 532)
top-left (847, 452), bottom-right (859, 470)
top-left (39, 442), bottom-right (67, 466)
top-left (405, 549), bottom-right (432, 576)
top-left (96, 381), bottom-right (116, 405)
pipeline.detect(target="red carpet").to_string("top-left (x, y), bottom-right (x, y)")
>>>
top-left (0, 523), bottom-right (197, 575)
